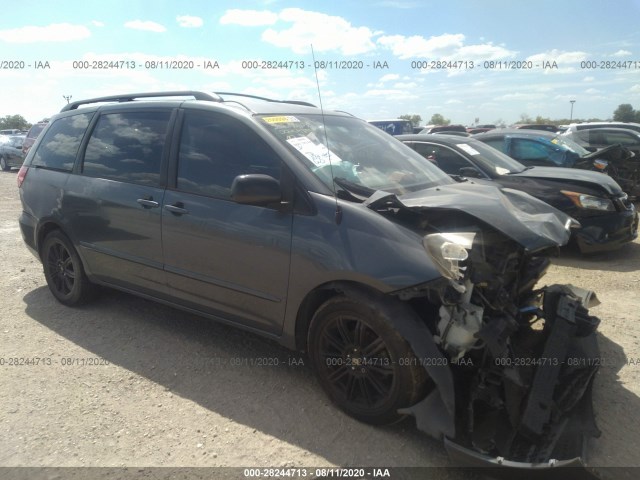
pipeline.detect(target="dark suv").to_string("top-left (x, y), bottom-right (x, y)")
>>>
top-left (18, 91), bottom-right (602, 471)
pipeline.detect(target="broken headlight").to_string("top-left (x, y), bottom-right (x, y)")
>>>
top-left (423, 232), bottom-right (476, 281)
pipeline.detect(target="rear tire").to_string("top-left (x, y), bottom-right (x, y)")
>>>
top-left (42, 231), bottom-right (95, 306)
top-left (308, 293), bottom-right (428, 425)
top-left (0, 156), bottom-right (10, 171)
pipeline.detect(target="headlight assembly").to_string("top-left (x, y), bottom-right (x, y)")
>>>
top-left (561, 191), bottom-right (615, 212)
top-left (423, 232), bottom-right (476, 281)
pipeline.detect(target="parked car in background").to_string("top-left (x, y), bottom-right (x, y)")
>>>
top-left (513, 124), bottom-right (560, 133)
top-left (21, 120), bottom-right (49, 158)
top-left (17, 90), bottom-right (602, 472)
top-left (562, 127), bottom-right (640, 156)
top-left (367, 119), bottom-right (413, 136)
top-left (419, 124), bottom-right (467, 134)
top-left (0, 128), bottom-right (22, 136)
top-left (563, 121), bottom-right (640, 134)
top-left (474, 129), bottom-right (640, 198)
top-left (466, 125), bottom-right (495, 134)
top-left (0, 134), bottom-right (26, 171)
top-left (398, 134), bottom-right (638, 253)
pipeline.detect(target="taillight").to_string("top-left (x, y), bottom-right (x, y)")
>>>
top-left (17, 166), bottom-right (28, 188)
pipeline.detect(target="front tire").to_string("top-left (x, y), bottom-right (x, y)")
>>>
top-left (42, 231), bottom-right (94, 306)
top-left (0, 156), bottom-right (10, 171)
top-left (308, 294), bottom-right (428, 425)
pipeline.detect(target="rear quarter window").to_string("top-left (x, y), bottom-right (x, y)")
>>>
top-left (30, 114), bottom-right (93, 171)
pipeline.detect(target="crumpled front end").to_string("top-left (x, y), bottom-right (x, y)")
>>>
top-left (366, 184), bottom-right (602, 471)
top-left (402, 281), bottom-right (602, 471)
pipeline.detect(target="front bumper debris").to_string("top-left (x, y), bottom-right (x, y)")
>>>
top-left (401, 285), bottom-right (602, 472)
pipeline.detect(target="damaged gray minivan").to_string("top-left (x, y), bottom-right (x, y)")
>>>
top-left (18, 91), bottom-right (601, 472)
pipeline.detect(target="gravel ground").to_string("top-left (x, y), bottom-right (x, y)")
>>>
top-left (0, 169), bottom-right (638, 480)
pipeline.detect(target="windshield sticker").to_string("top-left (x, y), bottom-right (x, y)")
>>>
top-left (458, 144), bottom-right (481, 156)
top-left (287, 136), bottom-right (343, 167)
top-left (550, 138), bottom-right (559, 144)
top-left (262, 115), bottom-right (300, 124)
top-left (495, 167), bottom-right (510, 175)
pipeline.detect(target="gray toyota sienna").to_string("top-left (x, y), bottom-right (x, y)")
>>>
top-left (18, 91), bottom-right (602, 472)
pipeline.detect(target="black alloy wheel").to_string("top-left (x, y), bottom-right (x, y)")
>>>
top-left (308, 295), bottom-right (428, 425)
top-left (42, 231), bottom-right (94, 306)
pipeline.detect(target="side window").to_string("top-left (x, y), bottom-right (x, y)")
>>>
top-left (177, 111), bottom-right (281, 199)
top-left (601, 131), bottom-right (638, 146)
top-left (512, 139), bottom-right (565, 165)
top-left (482, 138), bottom-right (506, 153)
top-left (512, 139), bottom-right (550, 160)
top-left (31, 113), bottom-right (92, 171)
top-left (82, 111), bottom-right (170, 186)
top-left (413, 143), bottom-right (475, 175)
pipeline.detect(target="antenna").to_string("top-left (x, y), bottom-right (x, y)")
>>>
top-left (310, 44), bottom-right (342, 225)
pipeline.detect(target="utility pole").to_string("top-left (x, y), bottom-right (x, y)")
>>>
top-left (569, 100), bottom-right (576, 122)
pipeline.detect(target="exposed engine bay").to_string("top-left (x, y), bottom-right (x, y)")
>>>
top-left (364, 186), bottom-right (602, 472)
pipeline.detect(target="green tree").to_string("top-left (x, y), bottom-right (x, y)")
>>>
top-left (0, 114), bottom-right (30, 130)
top-left (613, 104), bottom-right (636, 122)
top-left (398, 114), bottom-right (422, 127)
top-left (516, 113), bottom-right (533, 124)
top-left (429, 113), bottom-right (450, 126)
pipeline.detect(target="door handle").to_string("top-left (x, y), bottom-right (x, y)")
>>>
top-left (164, 203), bottom-right (189, 215)
top-left (137, 197), bottom-right (159, 208)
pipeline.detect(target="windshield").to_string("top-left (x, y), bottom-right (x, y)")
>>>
top-left (548, 135), bottom-right (590, 156)
top-left (458, 140), bottom-right (527, 175)
top-left (260, 114), bottom-right (452, 195)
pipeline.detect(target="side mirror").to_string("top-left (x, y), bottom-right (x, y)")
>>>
top-left (230, 174), bottom-right (282, 206)
top-left (459, 167), bottom-right (482, 178)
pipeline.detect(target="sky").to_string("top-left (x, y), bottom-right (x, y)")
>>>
top-left (1, 0), bottom-right (639, 125)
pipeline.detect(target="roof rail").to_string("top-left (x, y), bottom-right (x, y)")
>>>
top-left (60, 91), bottom-right (222, 112)
top-left (215, 92), bottom-right (316, 108)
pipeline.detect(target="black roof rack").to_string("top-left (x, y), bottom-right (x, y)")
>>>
top-left (60, 91), bottom-right (222, 112)
top-left (215, 92), bottom-right (316, 108)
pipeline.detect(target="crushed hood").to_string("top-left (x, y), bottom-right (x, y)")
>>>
top-left (365, 183), bottom-right (574, 252)
top-left (511, 166), bottom-right (621, 195)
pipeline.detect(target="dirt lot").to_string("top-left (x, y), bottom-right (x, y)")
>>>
top-left (1, 169), bottom-right (639, 480)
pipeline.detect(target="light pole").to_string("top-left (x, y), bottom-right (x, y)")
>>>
top-left (63, 95), bottom-right (72, 104)
top-left (569, 100), bottom-right (576, 122)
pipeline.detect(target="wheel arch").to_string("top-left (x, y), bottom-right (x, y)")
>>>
top-left (293, 280), bottom-right (386, 352)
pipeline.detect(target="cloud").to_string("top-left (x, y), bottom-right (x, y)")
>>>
top-left (377, 33), bottom-right (515, 60)
top-left (220, 9), bottom-right (278, 26)
top-left (0, 23), bottom-right (91, 43)
top-left (124, 20), bottom-right (166, 33)
top-left (612, 49), bottom-right (632, 57)
top-left (585, 88), bottom-right (600, 94)
top-left (527, 49), bottom-right (587, 63)
top-left (261, 8), bottom-right (376, 55)
top-left (379, 74), bottom-right (400, 83)
top-left (177, 15), bottom-right (203, 28)
top-left (92, 21), bottom-right (104, 27)
top-left (583, 76), bottom-right (595, 82)
top-left (630, 85), bottom-right (640, 93)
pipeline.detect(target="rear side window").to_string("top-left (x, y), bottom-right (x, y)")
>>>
top-left (176, 110), bottom-right (281, 199)
top-left (31, 114), bottom-right (92, 171)
top-left (82, 111), bottom-right (171, 186)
